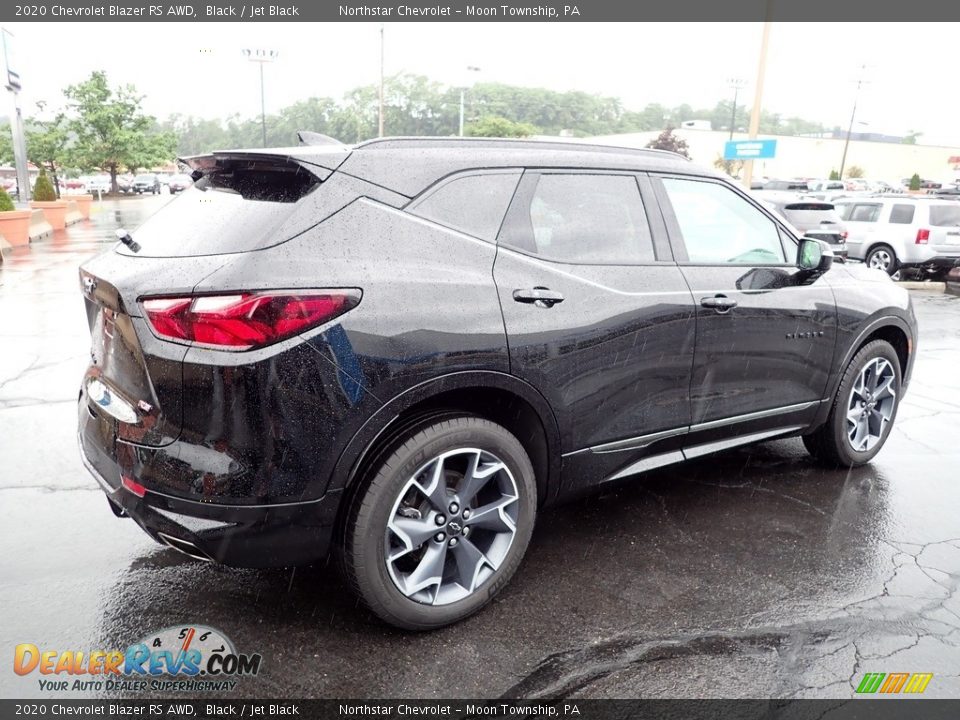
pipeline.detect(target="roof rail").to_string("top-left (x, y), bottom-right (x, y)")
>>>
top-left (354, 136), bottom-right (692, 161)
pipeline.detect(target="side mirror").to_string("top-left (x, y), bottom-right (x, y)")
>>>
top-left (797, 237), bottom-right (833, 278)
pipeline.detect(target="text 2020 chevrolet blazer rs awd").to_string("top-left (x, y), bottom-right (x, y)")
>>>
top-left (78, 138), bottom-right (917, 629)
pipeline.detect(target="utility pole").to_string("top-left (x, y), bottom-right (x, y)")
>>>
top-left (742, 3), bottom-right (773, 190)
top-left (378, 24), bottom-right (385, 137)
top-left (727, 78), bottom-right (747, 141)
top-left (839, 64), bottom-right (869, 180)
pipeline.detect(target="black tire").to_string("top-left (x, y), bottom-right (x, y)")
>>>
top-left (865, 244), bottom-right (899, 276)
top-left (803, 339), bottom-right (902, 467)
top-left (342, 416), bottom-right (537, 630)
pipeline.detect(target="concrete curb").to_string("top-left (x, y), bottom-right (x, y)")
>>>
top-left (946, 282), bottom-right (960, 298)
top-left (895, 281), bottom-right (946, 292)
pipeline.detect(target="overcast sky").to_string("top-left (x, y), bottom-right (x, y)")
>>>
top-left (4, 22), bottom-right (958, 146)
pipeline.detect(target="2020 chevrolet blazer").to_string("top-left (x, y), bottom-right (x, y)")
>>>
top-left (78, 137), bottom-right (917, 629)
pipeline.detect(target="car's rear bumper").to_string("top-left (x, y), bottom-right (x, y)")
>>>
top-left (79, 407), bottom-right (342, 568)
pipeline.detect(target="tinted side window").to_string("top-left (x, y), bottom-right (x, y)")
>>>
top-left (848, 204), bottom-right (882, 223)
top-left (410, 171), bottom-right (521, 241)
top-left (502, 174), bottom-right (655, 264)
top-left (889, 204), bottom-right (916, 224)
top-left (662, 178), bottom-right (786, 265)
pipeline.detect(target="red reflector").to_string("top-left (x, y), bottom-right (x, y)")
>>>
top-left (121, 475), bottom-right (147, 498)
top-left (141, 291), bottom-right (361, 350)
top-left (916, 228), bottom-right (930, 245)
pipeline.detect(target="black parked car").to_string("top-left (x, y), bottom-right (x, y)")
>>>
top-left (132, 173), bottom-right (161, 194)
top-left (78, 138), bottom-right (917, 629)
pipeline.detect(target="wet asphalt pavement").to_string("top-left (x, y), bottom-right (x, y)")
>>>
top-left (1, 195), bottom-right (959, 700)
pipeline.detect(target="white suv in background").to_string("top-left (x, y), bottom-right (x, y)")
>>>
top-left (832, 197), bottom-right (960, 278)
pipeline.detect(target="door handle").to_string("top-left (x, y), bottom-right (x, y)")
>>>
top-left (513, 287), bottom-right (565, 308)
top-left (700, 295), bottom-right (738, 313)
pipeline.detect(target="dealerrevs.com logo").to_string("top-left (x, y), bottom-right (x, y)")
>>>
top-left (13, 625), bottom-right (262, 693)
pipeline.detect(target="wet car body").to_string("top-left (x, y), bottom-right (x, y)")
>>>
top-left (78, 138), bottom-right (918, 575)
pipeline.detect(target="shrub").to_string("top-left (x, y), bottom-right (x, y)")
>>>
top-left (909, 173), bottom-right (921, 191)
top-left (33, 170), bottom-right (57, 202)
top-left (828, 169), bottom-right (840, 180)
top-left (0, 186), bottom-right (15, 212)
top-left (846, 165), bottom-right (865, 179)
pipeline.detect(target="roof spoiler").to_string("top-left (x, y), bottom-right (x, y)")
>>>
top-left (297, 131), bottom-right (344, 146)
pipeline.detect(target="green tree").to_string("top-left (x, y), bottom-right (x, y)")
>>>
top-left (465, 116), bottom-right (538, 138)
top-left (33, 169), bottom-right (57, 202)
top-left (63, 71), bottom-right (176, 193)
top-left (909, 173), bottom-right (921, 191)
top-left (829, 169), bottom-right (840, 180)
top-left (25, 114), bottom-right (70, 198)
top-left (646, 127), bottom-right (690, 158)
top-left (902, 130), bottom-right (922, 145)
top-left (846, 165), bottom-right (865, 179)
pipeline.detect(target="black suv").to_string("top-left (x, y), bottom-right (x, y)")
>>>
top-left (78, 138), bottom-right (917, 629)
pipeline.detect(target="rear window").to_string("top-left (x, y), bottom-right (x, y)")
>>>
top-left (116, 162), bottom-right (321, 257)
top-left (781, 204), bottom-right (841, 231)
top-left (930, 205), bottom-right (960, 227)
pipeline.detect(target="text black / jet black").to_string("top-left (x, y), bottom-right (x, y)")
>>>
top-left (78, 137), bottom-right (917, 629)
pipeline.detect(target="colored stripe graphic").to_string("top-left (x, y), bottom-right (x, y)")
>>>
top-left (904, 673), bottom-right (933, 694)
top-left (856, 673), bottom-right (885, 694)
top-left (880, 673), bottom-right (909, 693)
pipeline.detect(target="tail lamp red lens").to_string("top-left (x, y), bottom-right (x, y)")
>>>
top-left (915, 229), bottom-right (930, 245)
top-left (141, 290), bottom-right (360, 350)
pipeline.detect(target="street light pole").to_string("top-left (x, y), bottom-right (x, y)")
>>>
top-left (378, 24), bottom-right (385, 137)
top-left (839, 64), bottom-right (869, 181)
top-left (242, 48), bottom-right (278, 148)
top-left (458, 66), bottom-right (481, 137)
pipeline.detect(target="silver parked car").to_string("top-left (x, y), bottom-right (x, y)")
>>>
top-left (833, 196), bottom-right (960, 278)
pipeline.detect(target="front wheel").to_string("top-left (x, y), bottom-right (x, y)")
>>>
top-left (343, 416), bottom-right (537, 630)
top-left (803, 339), bottom-right (902, 467)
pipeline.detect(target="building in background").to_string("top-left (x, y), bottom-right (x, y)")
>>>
top-left (588, 128), bottom-right (960, 184)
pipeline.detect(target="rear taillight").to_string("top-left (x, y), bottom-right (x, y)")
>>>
top-left (141, 290), bottom-right (360, 350)
top-left (841, 231), bottom-right (848, 240)
top-left (916, 229), bottom-right (930, 245)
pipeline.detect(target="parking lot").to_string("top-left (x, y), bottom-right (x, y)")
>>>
top-left (2, 195), bottom-right (959, 699)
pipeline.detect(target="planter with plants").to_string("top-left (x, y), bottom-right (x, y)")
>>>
top-left (29, 170), bottom-right (69, 230)
top-left (71, 193), bottom-right (94, 220)
top-left (0, 185), bottom-right (33, 247)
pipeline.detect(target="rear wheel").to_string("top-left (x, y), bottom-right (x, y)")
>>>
top-left (803, 339), bottom-right (901, 467)
top-left (343, 416), bottom-right (537, 630)
top-left (865, 244), bottom-right (899, 277)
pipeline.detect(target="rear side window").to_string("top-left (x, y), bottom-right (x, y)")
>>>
top-left (889, 204), bottom-right (916, 224)
top-left (409, 171), bottom-right (521, 242)
top-left (930, 205), bottom-right (960, 227)
top-left (500, 173), bottom-right (654, 264)
top-left (846, 204), bottom-right (882, 223)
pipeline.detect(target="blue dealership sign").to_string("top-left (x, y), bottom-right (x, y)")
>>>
top-left (724, 139), bottom-right (777, 160)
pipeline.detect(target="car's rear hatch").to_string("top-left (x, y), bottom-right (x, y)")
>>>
top-left (79, 148), bottom-right (351, 452)
top-left (927, 203), bottom-right (960, 255)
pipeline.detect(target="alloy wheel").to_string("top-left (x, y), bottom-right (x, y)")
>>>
top-left (846, 357), bottom-right (897, 452)
top-left (384, 448), bottom-right (519, 606)
top-left (868, 249), bottom-right (893, 273)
